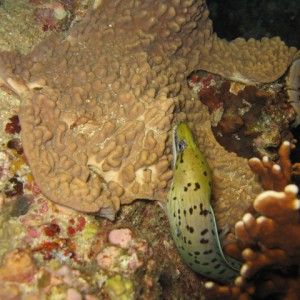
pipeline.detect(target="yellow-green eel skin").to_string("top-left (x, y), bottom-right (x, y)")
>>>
top-left (167, 122), bottom-right (241, 284)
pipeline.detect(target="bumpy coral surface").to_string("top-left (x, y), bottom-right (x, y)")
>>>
top-left (0, 109), bottom-right (204, 299)
top-left (0, 0), bottom-right (299, 224)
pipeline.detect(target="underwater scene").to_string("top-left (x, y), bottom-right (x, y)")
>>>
top-left (0, 0), bottom-right (299, 299)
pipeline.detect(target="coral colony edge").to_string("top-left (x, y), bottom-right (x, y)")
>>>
top-left (0, 0), bottom-right (300, 299)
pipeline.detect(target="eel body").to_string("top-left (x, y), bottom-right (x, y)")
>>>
top-left (166, 122), bottom-right (241, 284)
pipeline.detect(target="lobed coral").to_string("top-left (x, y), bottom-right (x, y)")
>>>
top-left (1, 1), bottom-right (300, 298)
top-left (0, 88), bottom-right (203, 299)
top-left (0, 0), bottom-right (299, 225)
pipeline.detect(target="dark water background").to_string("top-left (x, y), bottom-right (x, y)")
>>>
top-left (207, 0), bottom-right (300, 48)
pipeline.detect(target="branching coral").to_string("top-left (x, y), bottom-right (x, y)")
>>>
top-left (248, 141), bottom-right (292, 191)
top-left (1, 2), bottom-right (299, 299)
top-left (205, 141), bottom-right (300, 299)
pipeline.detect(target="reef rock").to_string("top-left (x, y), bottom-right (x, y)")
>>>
top-left (0, 0), bottom-right (299, 223)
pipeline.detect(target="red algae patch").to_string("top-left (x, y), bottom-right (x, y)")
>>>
top-left (5, 115), bottom-right (21, 135)
top-left (188, 70), bottom-right (296, 159)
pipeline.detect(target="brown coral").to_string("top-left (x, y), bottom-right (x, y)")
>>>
top-left (205, 142), bottom-right (300, 300)
top-left (0, 0), bottom-right (299, 221)
top-left (248, 140), bottom-right (292, 191)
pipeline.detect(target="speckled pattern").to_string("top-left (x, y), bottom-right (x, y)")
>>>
top-left (167, 123), bottom-right (240, 283)
top-left (0, 0), bottom-right (299, 222)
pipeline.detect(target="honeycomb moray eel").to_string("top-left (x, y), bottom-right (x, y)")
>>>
top-left (166, 122), bottom-right (241, 284)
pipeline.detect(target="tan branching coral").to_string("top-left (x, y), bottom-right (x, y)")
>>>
top-left (0, 0), bottom-right (299, 220)
top-left (237, 184), bottom-right (300, 271)
top-left (248, 141), bottom-right (292, 191)
top-left (205, 274), bottom-right (300, 300)
top-left (205, 142), bottom-right (300, 299)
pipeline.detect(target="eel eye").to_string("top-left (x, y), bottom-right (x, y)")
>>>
top-left (177, 140), bottom-right (186, 152)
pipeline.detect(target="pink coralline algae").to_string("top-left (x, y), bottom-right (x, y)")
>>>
top-left (1, 1), bottom-right (300, 299)
top-left (97, 228), bottom-right (152, 273)
top-left (96, 246), bottom-right (125, 271)
top-left (30, 0), bottom-right (90, 32)
top-left (108, 228), bottom-right (133, 248)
